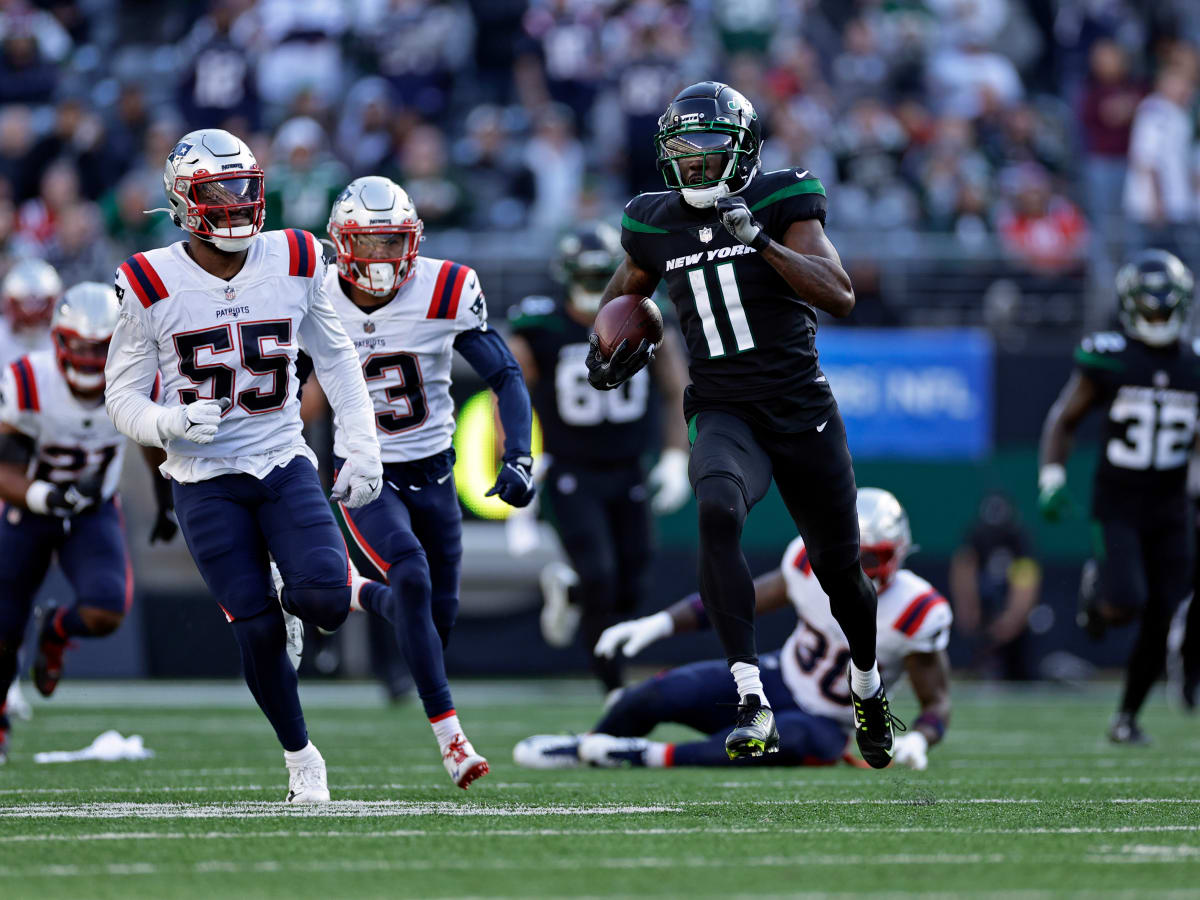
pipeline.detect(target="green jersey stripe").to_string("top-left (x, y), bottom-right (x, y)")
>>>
top-left (749, 178), bottom-right (826, 213)
top-left (621, 212), bottom-right (670, 234)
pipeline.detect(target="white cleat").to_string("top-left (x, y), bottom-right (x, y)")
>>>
top-left (443, 734), bottom-right (489, 789)
top-left (539, 561), bottom-right (581, 648)
top-left (578, 733), bottom-right (651, 768)
top-left (270, 560), bottom-right (304, 671)
top-left (348, 561), bottom-right (375, 614)
top-left (513, 734), bottom-right (582, 769)
top-left (6, 679), bottom-right (32, 722)
top-left (286, 754), bottom-right (330, 803)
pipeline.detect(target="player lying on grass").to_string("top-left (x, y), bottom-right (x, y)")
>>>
top-left (515, 488), bottom-right (951, 769)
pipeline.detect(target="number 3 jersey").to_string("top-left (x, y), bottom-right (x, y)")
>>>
top-left (106, 230), bottom-right (378, 482)
top-left (323, 255), bottom-right (487, 463)
top-left (508, 295), bottom-right (655, 466)
top-left (0, 352), bottom-right (154, 500)
top-left (778, 536), bottom-right (952, 729)
top-left (1074, 331), bottom-right (1200, 512)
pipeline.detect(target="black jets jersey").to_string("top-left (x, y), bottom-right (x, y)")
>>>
top-left (620, 166), bottom-right (835, 432)
top-left (1075, 331), bottom-right (1200, 506)
top-left (509, 296), bottom-right (657, 465)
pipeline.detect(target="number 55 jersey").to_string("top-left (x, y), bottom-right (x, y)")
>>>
top-left (1073, 331), bottom-right (1200, 516)
top-left (323, 255), bottom-right (486, 462)
top-left (779, 536), bottom-right (952, 730)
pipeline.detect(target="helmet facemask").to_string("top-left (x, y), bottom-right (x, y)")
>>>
top-left (331, 220), bottom-right (423, 297)
top-left (1116, 252), bottom-right (1194, 347)
top-left (656, 122), bottom-right (758, 208)
top-left (5, 292), bottom-right (55, 335)
top-left (860, 541), bottom-right (905, 592)
top-left (175, 170), bottom-right (265, 251)
top-left (53, 327), bottom-right (110, 396)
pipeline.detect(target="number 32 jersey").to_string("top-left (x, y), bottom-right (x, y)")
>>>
top-left (1074, 331), bottom-right (1200, 506)
top-left (324, 255), bottom-right (486, 463)
top-left (778, 536), bottom-right (952, 729)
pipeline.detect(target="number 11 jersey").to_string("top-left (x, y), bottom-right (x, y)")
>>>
top-left (324, 255), bottom-right (486, 463)
top-left (1074, 331), bottom-right (1200, 510)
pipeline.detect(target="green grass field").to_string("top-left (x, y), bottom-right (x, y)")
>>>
top-left (0, 679), bottom-right (1197, 899)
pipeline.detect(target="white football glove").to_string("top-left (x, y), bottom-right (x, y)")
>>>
top-left (157, 397), bottom-right (230, 445)
top-left (594, 611), bottom-right (673, 659)
top-left (893, 731), bottom-right (929, 770)
top-left (647, 448), bottom-right (691, 515)
top-left (330, 456), bottom-right (383, 508)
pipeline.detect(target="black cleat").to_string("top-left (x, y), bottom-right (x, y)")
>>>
top-left (850, 679), bottom-right (905, 768)
top-left (1108, 713), bottom-right (1152, 746)
top-left (1077, 558), bottom-right (1108, 641)
top-left (725, 695), bottom-right (780, 759)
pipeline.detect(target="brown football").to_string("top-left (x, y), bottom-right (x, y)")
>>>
top-left (593, 294), bottom-right (664, 359)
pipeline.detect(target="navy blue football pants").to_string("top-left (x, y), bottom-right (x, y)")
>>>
top-left (332, 450), bottom-right (461, 719)
top-left (173, 456), bottom-right (351, 751)
top-left (0, 497), bottom-right (131, 701)
top-left (594, 653), bottom-right (849, 766)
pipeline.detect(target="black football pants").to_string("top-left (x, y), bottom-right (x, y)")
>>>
top-left (687, 408), bottom-right (877, 672)
top-left (543, 459), bottom-right (653, 691)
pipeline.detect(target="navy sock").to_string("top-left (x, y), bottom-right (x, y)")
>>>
top-left (357, 581), bottom-right (391, 618)
top-left (43, 606), bottom-right (90, 642)
top-left (382, 553), bottom-right (454, 719)
top-left (229, 606), bottom-right (308, 751)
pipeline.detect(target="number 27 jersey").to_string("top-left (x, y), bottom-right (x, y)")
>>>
top-left (324, 255), bottom-right (486, 463)
top-left (1074, 331), bottom-right (1200, 499)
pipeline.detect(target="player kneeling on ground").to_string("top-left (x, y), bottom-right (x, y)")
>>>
top-left (515, 489), bottom-right (951, 769)
top-left (0, 283), bottom-right (176, 763)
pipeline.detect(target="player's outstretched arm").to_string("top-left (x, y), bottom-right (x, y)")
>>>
top-left (595, 568), bottom-right (791, 659)
top-left (893, 649), bottom-right (952, 770)
top-left (298, 284), bottom-right (382, 508)
top-left (1037, 371), bottom-right (1098, 520)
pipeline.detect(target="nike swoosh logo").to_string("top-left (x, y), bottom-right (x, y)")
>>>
top-left (816, 421), bottom-right (827, 433)
top-left (437, 472), bottom-right (452, 484)
top-left (795, 170), bottom-right (810, 179)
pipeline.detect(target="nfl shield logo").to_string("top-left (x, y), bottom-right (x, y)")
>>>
top-left (698, 226), bottom-right (713, 243)
top-left (224, 285), bottom-right (237, 302)
top-left (363, 320), bottom-right (376, 334)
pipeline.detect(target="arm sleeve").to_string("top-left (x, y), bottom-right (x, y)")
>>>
top-left (454, 302), bottom-right (533, 459)
top-left (104, 276), bottom-right (170, 449)
top-left (297, 269), bottom-right (379, 464)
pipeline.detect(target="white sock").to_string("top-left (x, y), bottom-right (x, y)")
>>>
top-left (283, 740), bottom-right (322, 768)
top-left (645, 741), bottom-right (670, 768)
top-left (430, 711), bottom-right (463, 752)
top-left (730, 661), bottom-right (769, 707)
top-left (850, 662), bottom-right (881, 698)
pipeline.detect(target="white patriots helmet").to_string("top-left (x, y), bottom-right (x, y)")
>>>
top-left (856, 487), bottom-right (914, 590)
top-left (327, 176), bottom-right (423, 296)
top-left (51, 281), bottom-right (120, 395)
top-left (2, 258), bottom-right (62, 335)
top-left (162, 128), bottom-right (265, 252)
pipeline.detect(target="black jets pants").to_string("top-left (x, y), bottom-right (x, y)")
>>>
top-left (542, 458), bottom-right (654, 691)
top-left (687, 407), bottom-right (877, 672)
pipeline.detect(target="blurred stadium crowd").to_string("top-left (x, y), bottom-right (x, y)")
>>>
top-left (0, 0), bottom-right (1198, 331)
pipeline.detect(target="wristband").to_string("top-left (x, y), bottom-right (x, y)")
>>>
top-left (686, 592), bottom-right (711, 630)
top-left (749, 229), bottom-right (771, 252)
top-left (914, 711), bottom-right (946, 742)
top-left (24, 480), bottom-right (54, 515)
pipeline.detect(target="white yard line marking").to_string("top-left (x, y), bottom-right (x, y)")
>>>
top-left (2, 824), bottom-right (1199, 843)
top-left (0, 801), bottom-right (682, 819)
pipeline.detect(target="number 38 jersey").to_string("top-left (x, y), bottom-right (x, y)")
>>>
top-left (1074, 331), bottom-right (1200, 505)
top-left (324, 255), bottom-right (486, 463)
top-left (508, 295), bottom-right (655, 466)
top-left (778, 536), bottom-right (952, 729)
top-left (0, 352), bottom-right (155, 500)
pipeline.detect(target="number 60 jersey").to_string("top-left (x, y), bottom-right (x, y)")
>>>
top-left (779, 536), bottom-right (951, 730)
top-left (1074, 331), bottom-right (1200, 512)
top-left (323, 254), bottom-right (487, 462)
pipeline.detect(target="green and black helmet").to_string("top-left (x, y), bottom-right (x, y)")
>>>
top-left (1115, 248), bottom-right (1194, 346)
top-left (555, 221), bottom-right (622, 314)
top-left (654, 81), bottom-right (762, 208)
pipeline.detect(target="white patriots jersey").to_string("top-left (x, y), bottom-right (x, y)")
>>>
top-left (111, 230), bottom-right (327, 479)
top-left (0, 352), bottom-right (149, 501)
top-left (0, 321), bottom-right (50, 369)
top-left (778, 536), bottom-right (952, 729)
top-left (326, 255), bottom-right (487, 463)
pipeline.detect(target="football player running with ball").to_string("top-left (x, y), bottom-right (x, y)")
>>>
top-left (585, 81), bottom-right (897, 765)
top-left (106, 129), bottom-right (390, 802)
top-left (0, 283), bottom-right (176, 763)
top-left (319, 176), bottom-right (534, 788)
top-left (1040, 249), bottom-right (1200, 744)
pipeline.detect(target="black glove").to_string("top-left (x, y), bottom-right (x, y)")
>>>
top-left (44, 483), bottom-right (98, 518)
top-left (716, 196), bottom-right (770, 250)
top-left (485, 453), bottom-right (535, 508)
top-left (149, 506), bottom-right (178, 544)
top-left (585, 333), bottom-right (655, 391)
